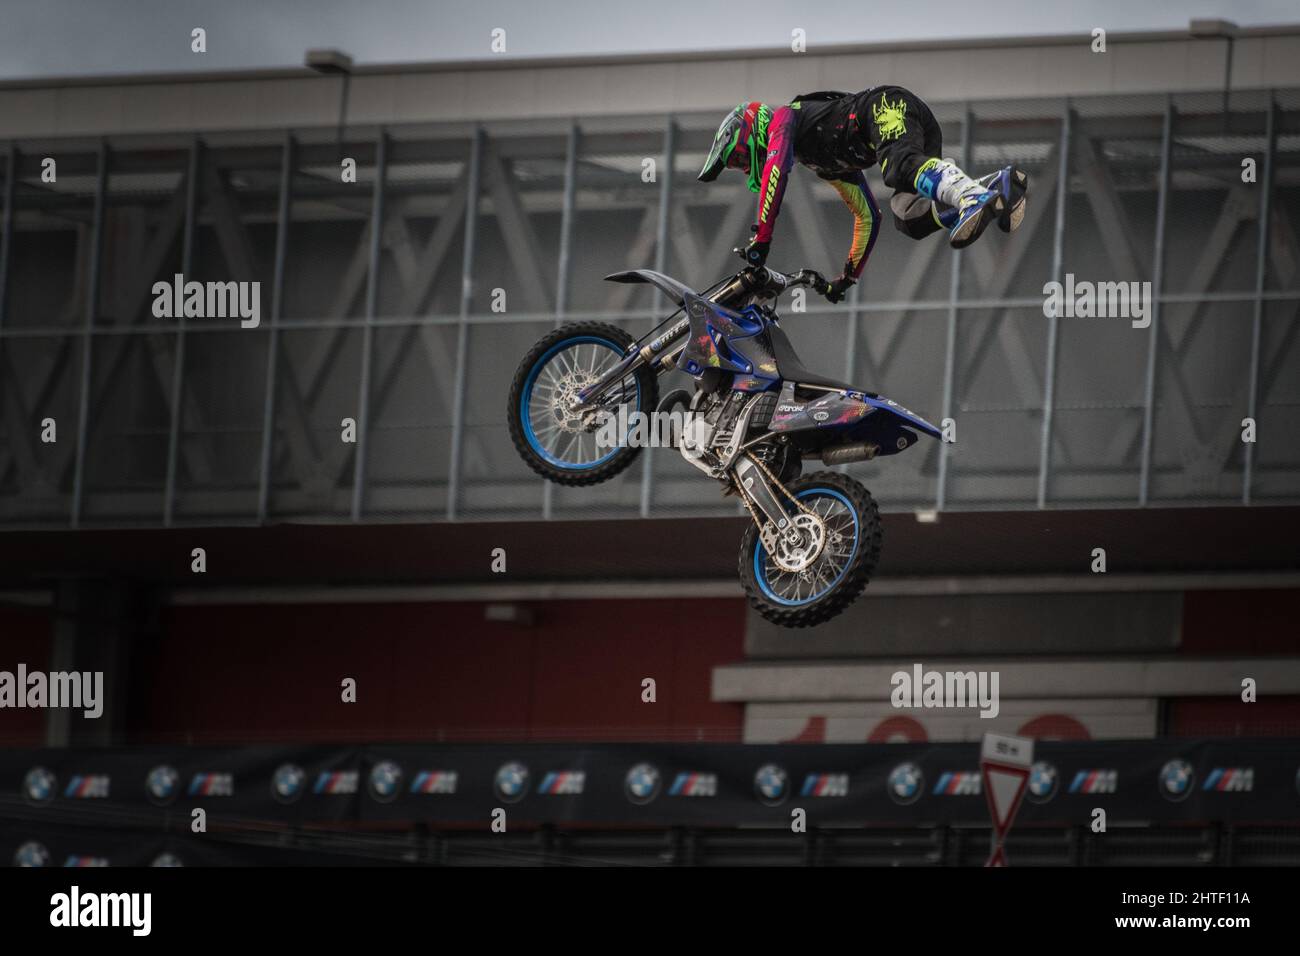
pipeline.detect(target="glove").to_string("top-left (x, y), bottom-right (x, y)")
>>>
top-left (742, 238), bottom-right (771, 268)
top-left (823, 273), bottom-right (855, 304)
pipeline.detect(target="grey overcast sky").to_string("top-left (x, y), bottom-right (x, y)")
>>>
top-left (3, 0), bottom-right (1297, 81)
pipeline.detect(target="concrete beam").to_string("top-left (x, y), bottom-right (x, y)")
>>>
top-left (713, 657), bottom-right (1300, 703)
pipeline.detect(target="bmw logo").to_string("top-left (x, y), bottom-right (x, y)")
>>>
top-left (887, 762), bottom-right (924, 805)
top-left (22, 767), bottom-right (56, 804)
top-left (754, 764), bottom-right (789, 806)
top-left (494, 762), bottom-right (529, 803)
top-left (14, 841), bottom-right (50, 867)
top-left (145, 765), bottom-right (180, 806)
top-left (624, 763), bottom-right (661, 805)
top-left (1026, 761), bottom-right (1059, 804)
top-left (150, 852), bottom-right (184, 867)
top-left (270, 764), bottom-right (306, 804)
top-left (369, 761), bottom-right (403, 803)
top-left (1159, 759), bottom-right (1195, 802)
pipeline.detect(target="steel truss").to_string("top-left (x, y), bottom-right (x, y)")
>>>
top-left (0, 90), bottom-right (1297, 527)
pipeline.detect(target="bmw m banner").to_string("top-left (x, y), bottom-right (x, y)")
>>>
top-left (1, 739), bottom-right (1296, 833)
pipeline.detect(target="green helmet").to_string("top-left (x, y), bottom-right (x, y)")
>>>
top-left (697, 101), bottom-right (772, 193)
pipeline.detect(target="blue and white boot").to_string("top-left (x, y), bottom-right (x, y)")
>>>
top-left (932, 167), bottom-right (1028, 235)
top-left (914, 158), bottom-right (1004, 249)
top-left (948, 189), bottom-right (1001, 249)
top-left (987, 164), bottom-right (1028, 233)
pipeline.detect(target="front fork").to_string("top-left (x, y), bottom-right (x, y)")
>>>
top-left (575, 314), bottom-right (689, 408)
top-left (575, 274), bottom-right (749, 407)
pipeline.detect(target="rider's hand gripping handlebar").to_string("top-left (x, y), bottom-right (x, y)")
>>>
top-left (732, 262), bottom-right (831, 300)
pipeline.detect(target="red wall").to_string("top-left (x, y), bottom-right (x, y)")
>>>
top-left (1181, 589), bottom-right (1300, 655)
top-left (14, 587), bottom-right (1299, 746)
top-left (134, 598), bottom-right (746, 745)
top-left (1167, 696), bottom-right (1300, 737)
top-left (0, 603), bottom-right (53, 747)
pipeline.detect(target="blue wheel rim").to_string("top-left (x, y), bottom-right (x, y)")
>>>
top-left (520, 335), bottom-right (640, 471)
top-left (754, 487), bottom-right (860, 606)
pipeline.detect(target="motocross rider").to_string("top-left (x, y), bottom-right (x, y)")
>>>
top-left (697, 87), bottom-right (1027, 303)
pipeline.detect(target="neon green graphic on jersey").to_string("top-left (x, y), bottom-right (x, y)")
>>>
top-left (872, 94), bottom-right (908, 142)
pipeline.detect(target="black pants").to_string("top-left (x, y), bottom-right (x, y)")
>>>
top-left (853, 85), bottom-right (943, 195)
top-left (850, 86), bottom-right (948, 238)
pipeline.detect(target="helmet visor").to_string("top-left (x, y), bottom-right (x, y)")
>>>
top-left (697, 107), bottom-right (745, 182)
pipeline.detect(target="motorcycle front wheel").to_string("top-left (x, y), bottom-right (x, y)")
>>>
top-left (507, 321), bottom-right (659, 486)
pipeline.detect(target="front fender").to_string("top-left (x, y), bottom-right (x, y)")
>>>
top-left (604, 269), bottom-right (696, 310)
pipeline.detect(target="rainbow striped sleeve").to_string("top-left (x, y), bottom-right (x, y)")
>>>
top-left (827, 172), bottom-right (880, 279)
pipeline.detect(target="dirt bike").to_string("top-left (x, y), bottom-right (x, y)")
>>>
top-left (506, 264), bottom-right (940, 627)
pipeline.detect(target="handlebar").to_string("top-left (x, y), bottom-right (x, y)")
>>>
top-left (734, 263), bottom-right (829, 298)
top-left (731, 241), bottom-right (829, 297)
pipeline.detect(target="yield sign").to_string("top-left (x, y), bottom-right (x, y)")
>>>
top-left (983, 761), bottom-right (1030, 836)
top-left (980, 733), bottom-right (1034, 865)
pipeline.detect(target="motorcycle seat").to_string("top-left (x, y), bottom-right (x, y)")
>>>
top-left (767, 324), bottom-right (858, 392)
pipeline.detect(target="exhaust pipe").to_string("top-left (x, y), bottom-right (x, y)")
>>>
top-left (814, 442), bottom-right (880, 466)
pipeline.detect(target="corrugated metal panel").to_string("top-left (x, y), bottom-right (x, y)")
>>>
top-left (2, 35), bottom-right (1299, 139)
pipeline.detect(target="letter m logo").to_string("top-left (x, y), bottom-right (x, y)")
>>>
top-left (1222, 768), bottom-right (1253, 792)
top-left (823, 774), bottom-right (849, 797)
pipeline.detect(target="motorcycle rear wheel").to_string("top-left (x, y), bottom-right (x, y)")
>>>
top-left (738, 471), bottom-right (882, 628)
